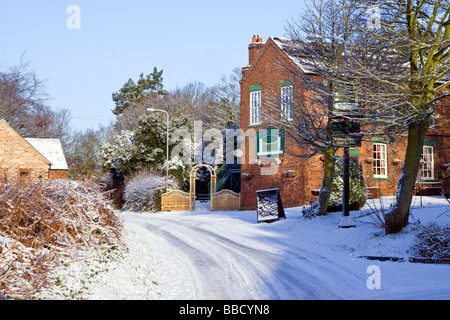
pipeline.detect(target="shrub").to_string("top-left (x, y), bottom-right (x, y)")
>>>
top-left (412, 223), bottom-right (450, 260)
top-left (123, 169), bottom-right (179, 212)
top-left (0, 178), bottom-right (122, 299)
top-left (328, 158), bottom-right (367, 212)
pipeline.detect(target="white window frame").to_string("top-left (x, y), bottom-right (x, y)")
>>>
top-left (373, 143), bottom-right (388, 178)
top-left (256, 128), bottom-right (285, 159)
top-left (250, 91), bottom-right (261, 125)
top-left (281, 85), bottom-right (293, 121)
top-left (420, 145), bottom-right (434, 180)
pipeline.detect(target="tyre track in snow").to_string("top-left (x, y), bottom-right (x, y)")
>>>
top-left (137, 215), bottom-right (365, 299)
top-left (187, 223), bottom-right (364, 299)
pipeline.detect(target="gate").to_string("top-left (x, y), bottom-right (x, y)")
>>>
top-left (161, 164), bottom-right (241, 212)
top-left (189, 164), bottom-right (216, 211)
top-left (161, 190), bottom-right (191, 211)
top-left (211, 190), bottom-right (241, 211)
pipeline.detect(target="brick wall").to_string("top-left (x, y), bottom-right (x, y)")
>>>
top-left (239, 36), bottom-right (449, 210)
top-left (429, 93), bottom-right (450, 180)
top-left (49, 169), bottom-right (69, 179)
top-left (0, 120), bottom-right (51, 180)
top-left (240, 38), bottom-right (312, 209)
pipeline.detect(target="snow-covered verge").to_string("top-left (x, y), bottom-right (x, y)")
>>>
top-left (0, 179), bottom-right (122, 299)
top-left (40, 195), bottom-right (450, 300)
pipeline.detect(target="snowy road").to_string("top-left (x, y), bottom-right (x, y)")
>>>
top-left (81, 198), bottom-right (450, 300)
top-left (122, 204), bottom-right (372, 300)
top-left (135, 216), bottom-right (362, 299)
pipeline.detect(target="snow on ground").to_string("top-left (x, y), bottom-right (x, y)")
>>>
top-left (44, 195), bottom-right (450, 300)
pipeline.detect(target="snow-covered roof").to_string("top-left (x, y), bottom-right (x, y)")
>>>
top-left (272, 37), bottom-right (450, 85)
top-left (25, 138), bottom-right (69, 170)
top-left (271, 37), bottom-right (321, 74)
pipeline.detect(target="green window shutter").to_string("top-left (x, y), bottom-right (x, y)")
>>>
top-left (424, 139), bottom-right (436, 146)
top-left (250, 85), bottom-right (262, 92)
top-left (280, 129), bottom-right (285, 155)
top-left (255, 130), bottom-right (259, 156)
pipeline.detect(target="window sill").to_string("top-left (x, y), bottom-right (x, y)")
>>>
top-left (373, 177), bottom-right (390, 181)
top-left (249, 123), bottom-right (261, 128)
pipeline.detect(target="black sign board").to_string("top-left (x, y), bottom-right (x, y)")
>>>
top-left (256, 188), bottom-right (286, 223)
top-left (332, 121), bottom-right (360, 134)
top-left (332, 134), bottom-right (362, 148)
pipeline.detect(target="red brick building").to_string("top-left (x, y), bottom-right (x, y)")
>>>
top-left (239, 36), bottom-right (450, 210)
top-left (0, 119), bottom-right (69, 180)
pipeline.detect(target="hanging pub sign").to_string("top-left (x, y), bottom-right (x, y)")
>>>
top-left (331, 121), bottom-right (360, 134)
top-left (256, 188), bottom-right (286, 223)
top-left (332, 134), bottom-right (362, 148)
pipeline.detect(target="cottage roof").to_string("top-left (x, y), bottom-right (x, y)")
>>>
top-left (271, 37), bottom-right (450, 85)
top-left (25, 138), bottom-right (69, 170)
top-left (271, 37), bottom-right (318, 74)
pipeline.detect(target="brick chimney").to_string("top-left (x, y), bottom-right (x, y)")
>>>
top-left (248, 35), bottom-right (264, 66)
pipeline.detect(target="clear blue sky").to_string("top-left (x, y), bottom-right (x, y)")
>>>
top-left (0, 0), bottom-right (307, 131)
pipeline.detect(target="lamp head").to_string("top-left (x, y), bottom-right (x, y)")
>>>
top-left (306, 33), bottom-right (324, 42)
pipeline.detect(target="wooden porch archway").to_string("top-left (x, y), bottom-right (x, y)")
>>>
top-left (190, 164), bottom-right (216, 211)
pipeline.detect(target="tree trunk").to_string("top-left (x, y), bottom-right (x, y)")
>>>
top-left (304, 146), bottom-right (336, 217)
top-left (385, 119), bottom-right (430, 234)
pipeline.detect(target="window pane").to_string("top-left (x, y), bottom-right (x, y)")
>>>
top-left (373, 143), bottom-right (387, 178)
top-left (420, 146), bottom-right (434, 180)
top-left (250, 91), bottom-right (261, 125)
top-left (281, 86), bottom-right (293, 120)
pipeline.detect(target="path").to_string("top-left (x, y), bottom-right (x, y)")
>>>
top-left (123, 205), bottom-right (366, 299)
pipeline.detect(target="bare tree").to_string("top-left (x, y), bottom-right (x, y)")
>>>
top-left (277, 0), bottom-right (450, 232)
top-left (65, 127), bottom-right (105, 179)
top-left (0, 61), bottom-right (71, 140)
top-left (211, 67), bottom-right (242, 127)
top-left (263, 0), bottom-right (366, 217)
top-left (115, 80), bottom-right (231, 132)
top-left (348, 0), bottom-right (450, 233)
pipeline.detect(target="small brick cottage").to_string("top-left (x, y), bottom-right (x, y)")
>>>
top-left (239, 36), bottom-right (450, 210)
top-left (0, 119), bottom-right (69, 180)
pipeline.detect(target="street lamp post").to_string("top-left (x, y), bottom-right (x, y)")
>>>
top-left (147, 108), bottom-right (169, 190)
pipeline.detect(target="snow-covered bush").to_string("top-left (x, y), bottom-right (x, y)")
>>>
top-left (0, 178), bottom-right (122, 299)
top-left (123, 170), bottom-right (179, 212)
top-left (328, 158), bottom-right (367, 212)
top-left (100, 129), bottom-right (138, 177)
top-left (412, 223), bottom-right (450, 260)
top-left (100, 114), bottom-right (193, 182)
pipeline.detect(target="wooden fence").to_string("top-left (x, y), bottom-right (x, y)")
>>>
top-left (211, 190), bottom-right (241, 211)
top-left (161, 190), bottom-right (191, 211)
top-left (161, 189), bottom-right (241, 212)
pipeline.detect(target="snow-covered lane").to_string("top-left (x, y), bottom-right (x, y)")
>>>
top-left (52, 197), bottom-right (449, 300)
top-left (123, 208), bottom-right (369, 300)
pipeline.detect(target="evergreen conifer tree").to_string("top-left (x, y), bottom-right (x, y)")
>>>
top-left (329, 157), bottom-right (367, 211)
